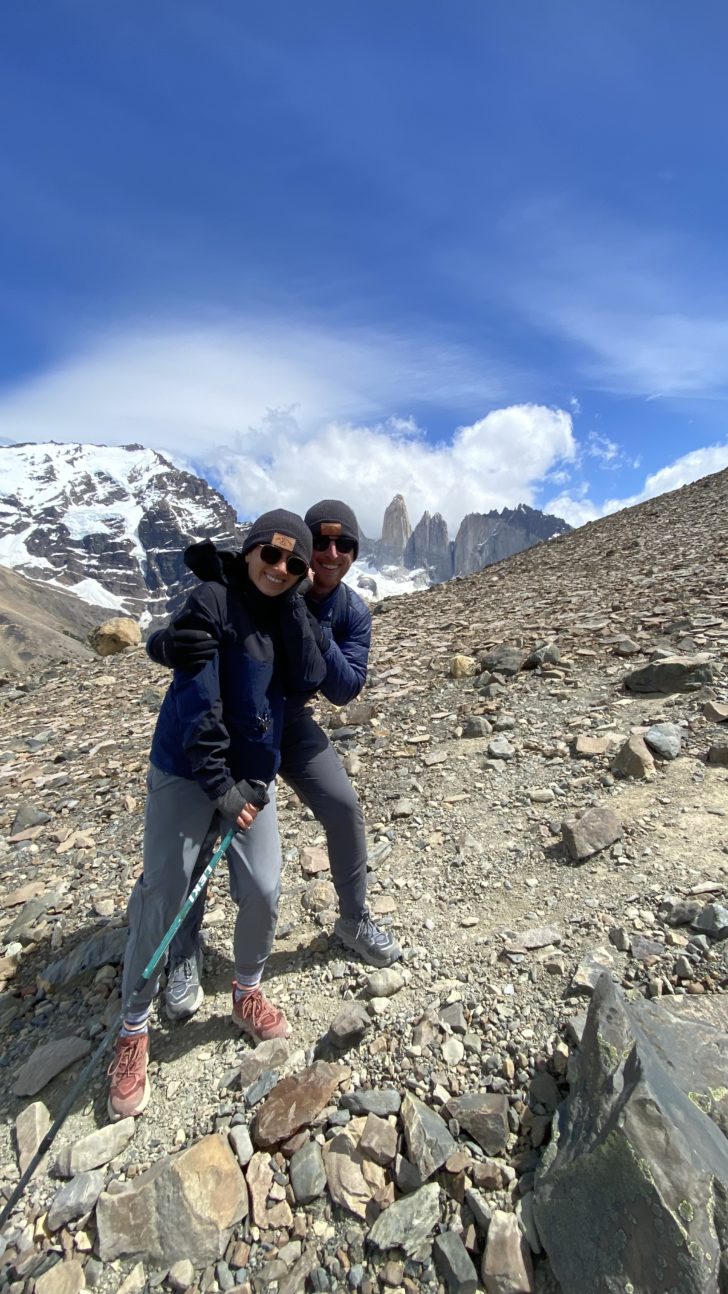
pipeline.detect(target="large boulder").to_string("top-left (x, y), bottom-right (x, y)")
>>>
top-left (95, 1134), bottom-right (247, 1265)
top-left (89, 617), bottom-right (141, 656)
top-left (623, 654), bottom-right (713, 694)
top-left (534, 976), bottom-right (728, 1293)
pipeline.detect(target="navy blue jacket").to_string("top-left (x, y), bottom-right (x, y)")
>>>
top-left (295, 581), bottom-right (371, 710)
top-left (149, 544), bottom-right (326, 800)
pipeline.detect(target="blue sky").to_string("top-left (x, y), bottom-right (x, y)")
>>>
top-left (1, 0), bottom-right (726, 536)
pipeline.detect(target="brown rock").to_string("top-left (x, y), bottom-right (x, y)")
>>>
top-left (358, 1113), bottom-right (398, 1166)
top-left (299, 845), bottom-right (330, 877)
top-left (562, 805), bottom-right (622, 861)
top-left (449, 654), bottom-right (478, 679)
top-left (707, 743), bottom-right (728, 768)
top-left (95, 1134), bottom-right (247, 1265)
top-left (253, 1061), bottom-right (349, 1148)
top-left (35, 1260), bottom-right (86, 1294)
top-left (301, 879), bottom-right (337, 913)
top-left (703, 700), bottom-right (728, 723)
top-left (246, 1152), bottom-right (294, 1230)
top-left (89, 617), bottom-right (141, 656)
top-left (15, 1100), bottom-right (51, 1175)
top-left (481, 1209), bottom-right (535, 1293)
top-left (446, 1094), bottom-right (509, 1156)
top-left (322, 1132), bottom-right (377, 1220)
top-left (238, 1037), bottom-right (290, 1089)
top-left (574, 734), bottom-right (612, 758)
top-left (612, 733), bottom-right (655, 779)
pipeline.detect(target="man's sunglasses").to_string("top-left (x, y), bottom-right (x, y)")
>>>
top-left (259, 545), bottom-right (308, 577)
top-left (312, 534), bottom-right (357, 555)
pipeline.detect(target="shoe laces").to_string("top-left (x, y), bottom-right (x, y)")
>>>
top-left (176, 957), bottom-right (194, 983)
top-left (238, 988), bottom-right (281, 1030)
top-left (357, 911), bottom-right (389, 946)
top-left (108, 1033), bottom-right (146, 1079)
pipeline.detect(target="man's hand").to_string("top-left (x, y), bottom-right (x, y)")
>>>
top-left (162, 625), bottom-right (217, 670)
top-left (215, 779), bottom-right (270, 831)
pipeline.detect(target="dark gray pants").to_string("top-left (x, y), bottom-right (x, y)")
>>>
top-left (170, 709), bottom-right (367, 962)
top-left (122, 766), bottom-right (280, 1012)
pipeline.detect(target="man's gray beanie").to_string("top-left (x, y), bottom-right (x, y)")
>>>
top-left (305, 499), bottom-right (360, 558)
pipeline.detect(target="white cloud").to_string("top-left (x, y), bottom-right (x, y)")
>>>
top-left (546, 440), bottom-right (728, 528)
top-left (214, 402), bottom-right (577, 536)
top-left (0, 320), bottom-right (504, 455)
top-left (0, 321), bottom-right (577, 536)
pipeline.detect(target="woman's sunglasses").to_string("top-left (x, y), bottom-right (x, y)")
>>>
top-left (259, 545), bottom-right (308, 577)
top-left (312, 534), bottom-right (357, 555)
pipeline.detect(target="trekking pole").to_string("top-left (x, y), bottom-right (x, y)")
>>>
top-left (0, 824), bottom-right (237, 1232)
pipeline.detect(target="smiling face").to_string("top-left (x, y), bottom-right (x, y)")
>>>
top-left (245, 545), bottom-right (299, 597)
top-left (310, 537), bottom-right (355, 598)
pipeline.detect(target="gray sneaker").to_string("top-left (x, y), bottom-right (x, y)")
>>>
top-left (165, 951), bottom-right (204, 1020)
top-left (334, 911), bottom-right (402, 967)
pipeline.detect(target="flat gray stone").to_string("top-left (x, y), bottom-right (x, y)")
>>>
top-left (644, 722), bottom-right (682, 760)
top-left (341, 1089), bottom-right (402, 1118)
top-left (47, 1169), bottom-right (105, 1231)
top-left (401, 1093), bottom-right (457, 1179)
top-left (368, 1182), bottom-right (441, 1254)
top-left (38, 925), bottom-right (128, 990)
top-left (481, 1209), bottom-right (535, 1293)
top-left (15, 1100), bottom-right (51, 1176)
top-left (433, 1230), bottom-right (479, 1294)
top-left (227, 1123), bottom-right (254, 1169)
top-left (623, 654), bottom-right (714, 694)
top-left (55, 1118), bottom-right (136, 1176)
top-left (13, 1035), bottom-right (92, 1096)
top-left (289, 1139), bottom-right (326, 1204)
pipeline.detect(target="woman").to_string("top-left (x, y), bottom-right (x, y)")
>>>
top-left (108, 509), bottom-right (326, 1120)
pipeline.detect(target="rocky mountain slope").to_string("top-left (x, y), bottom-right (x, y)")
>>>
top-left (0, 443), bottom-right (244, 629)
top-left (0, 565), bottom-right (104, 676)
top-left (0, 468), bottom-right (727, 1293)
top-left (371, 494), bottom-right (571, 584)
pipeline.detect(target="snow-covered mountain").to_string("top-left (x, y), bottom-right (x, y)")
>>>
top-left (0, 443), bottom-right (244, 627)
top-left (0, 442), bottom-right (572, 625)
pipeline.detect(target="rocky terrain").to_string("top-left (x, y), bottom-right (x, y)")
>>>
top-left (0, 467), bottom-right (727, 1293)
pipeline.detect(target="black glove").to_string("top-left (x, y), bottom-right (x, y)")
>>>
top-left (215, 779), bottom-right (270, 824)
top-left (277, 576), bottom-right (312, 607)
top-left (160, 625), bottom-right (217, 670)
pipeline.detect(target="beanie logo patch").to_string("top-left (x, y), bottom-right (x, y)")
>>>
top-left (272, 532), bottom-right (295, 551)
top-left (320, 522), bottom-right (342, 536)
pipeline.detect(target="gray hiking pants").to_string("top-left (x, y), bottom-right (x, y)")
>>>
top-left (121, 765), bottom-right (280, 1012)
top-left (170, 708), bottom-right (367, 962)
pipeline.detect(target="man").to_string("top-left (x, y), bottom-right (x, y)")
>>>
top-left (149, 499), bottom-right (401, 1022)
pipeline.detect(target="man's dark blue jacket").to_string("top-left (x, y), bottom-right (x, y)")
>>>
top-left (149, 543), bottom-right (326, 800)
top-left (286, 580), bottom-right (371, 715)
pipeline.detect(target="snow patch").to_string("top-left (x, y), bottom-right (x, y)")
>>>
top-left (344, 559), bottom-right (430, 602)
